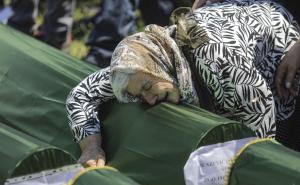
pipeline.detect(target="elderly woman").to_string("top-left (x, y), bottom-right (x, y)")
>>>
top-left (66, 0), bottom-right (300, 167)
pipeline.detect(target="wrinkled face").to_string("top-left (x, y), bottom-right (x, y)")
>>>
top-left (126, 72), bottom-right (180, 105)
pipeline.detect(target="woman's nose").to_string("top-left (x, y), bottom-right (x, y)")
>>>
top-left (142, 92), bottom-right (157, 105)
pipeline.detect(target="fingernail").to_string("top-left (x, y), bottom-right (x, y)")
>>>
top-left (285, 82), bottom-right (291, 89)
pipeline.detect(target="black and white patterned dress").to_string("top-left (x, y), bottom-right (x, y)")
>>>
top-left (66, 0), bottom-right (299, 142)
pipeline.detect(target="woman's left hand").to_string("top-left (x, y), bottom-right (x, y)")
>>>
top-left (275, 40), bottom-right (300, 100)
top-left (78, 134), bottom-right (106, 167)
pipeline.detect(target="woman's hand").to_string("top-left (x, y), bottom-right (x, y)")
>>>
top-left (192, 0), bottom-right (222, 10)
top-left (78, 134), bottom-right (106, 167)
top-left (275, 40), bottom-right (300, 100)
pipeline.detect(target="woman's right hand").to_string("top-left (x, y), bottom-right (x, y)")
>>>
top-left (275, 40), bottom-right (300, 100)
top-left (78, 134), bottom-right (106, 167)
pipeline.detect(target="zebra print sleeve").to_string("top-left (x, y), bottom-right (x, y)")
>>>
top-left (194, 56), bottom-right (276, 138)
top-left (191, 0), bottom-right (300, 137)
top-left (66, 67), bottom-right (115, 142)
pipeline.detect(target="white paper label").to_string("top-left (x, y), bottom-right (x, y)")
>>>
top-left (184, 137), bottom-right (256, 185)
top-left (5, 164), bottom-right (84, 185)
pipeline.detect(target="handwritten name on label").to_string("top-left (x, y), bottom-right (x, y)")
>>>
top-left (184, 137), bottom-right (256, 185)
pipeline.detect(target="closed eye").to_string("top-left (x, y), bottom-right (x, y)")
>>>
top-left (143, 81), bottom-right (152, 91)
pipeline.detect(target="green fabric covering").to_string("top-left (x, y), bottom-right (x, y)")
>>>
top-left (102, 102), bottom-right (255, 185)
top-left (0, 23), bottom-right (97, 157)
top-left (0, 24), bottom-right (95, 183)
top-left (0, 122), bottom-right (75, 184)
top-left (72, 169), bottom-right (140, 185)
top-left (228, 140), bottom-right (300, 185)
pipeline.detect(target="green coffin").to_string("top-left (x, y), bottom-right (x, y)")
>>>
top-left (0, 23), bottom-right (94, 184)
top-left (71, 168), bottom-right (140, 185)
top-left (102, 102), bottom-right (255, 185)
top-left (227, 140), bottom-right (300, 185)
top-left (0, 23), bottom-right (97, 158)
top-left (0, 122), bottom-right (75, 184)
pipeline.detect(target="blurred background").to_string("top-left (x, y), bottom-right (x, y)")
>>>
top-left (0, 0), bottom-right (193, 66)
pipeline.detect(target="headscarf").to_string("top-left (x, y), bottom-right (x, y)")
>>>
top-left (110, 24), bottom-right (200, 106)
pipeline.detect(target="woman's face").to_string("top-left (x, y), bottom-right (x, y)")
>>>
top-left (126, 72), bottom-right (180, 105)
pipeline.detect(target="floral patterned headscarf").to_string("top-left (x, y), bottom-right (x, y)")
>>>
top-left (110, 24), bottom-right (199, 106)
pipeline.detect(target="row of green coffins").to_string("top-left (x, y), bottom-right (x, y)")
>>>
top-left (0, 23), bottom-right (300, 185)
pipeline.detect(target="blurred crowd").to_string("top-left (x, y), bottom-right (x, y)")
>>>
top-left (0, 0), bottom-right (299, 68)
top-left (0, 0), bottom-right (193, 68)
